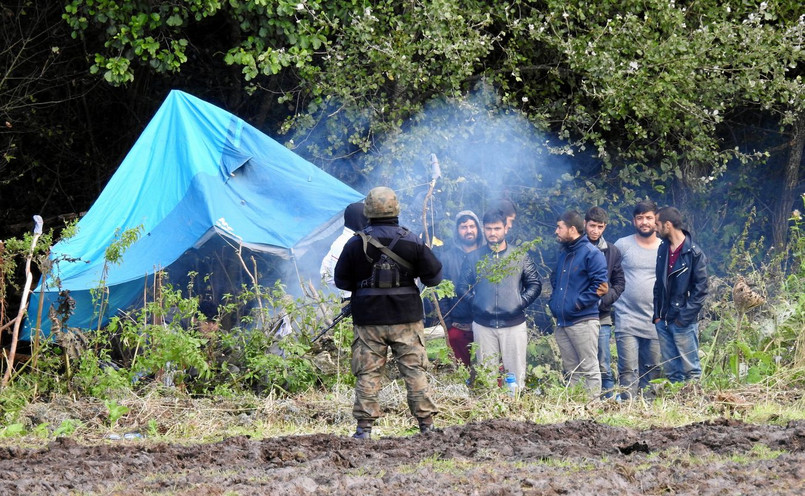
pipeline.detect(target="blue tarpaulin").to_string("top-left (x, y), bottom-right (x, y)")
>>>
top-left (25, 90), bottom-right (362, 338)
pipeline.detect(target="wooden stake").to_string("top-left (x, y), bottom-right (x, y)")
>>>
top-left (2, 216), bottom-right (43, 387)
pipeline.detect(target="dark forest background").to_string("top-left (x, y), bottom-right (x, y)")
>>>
top-left (2, 1), bottom-right (804, 277)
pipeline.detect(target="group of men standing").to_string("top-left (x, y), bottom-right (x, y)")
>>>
top-left (328, 186), bottom-right (709, 439)
top-left (438, 198), bottom-right (709, 399)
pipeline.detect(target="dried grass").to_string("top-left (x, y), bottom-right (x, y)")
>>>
top-left (6, 366), bottom-right (805, 447)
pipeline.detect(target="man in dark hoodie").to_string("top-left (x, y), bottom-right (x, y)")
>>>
top-left (653, 206), bottom-right (708, 383)
top-left (466, 209), bottom-right (542, 389)
top-left (435, 210), bottom-right (484, 367)
top-left (335, 187), bottom-right (443, 439)
top-left (584, 207), bottom-right (625, 398)
top-left (549, 210), bottom-right (609, 396)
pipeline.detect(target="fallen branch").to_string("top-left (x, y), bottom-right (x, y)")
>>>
top-left (0, 317), bottom-right (19, 334)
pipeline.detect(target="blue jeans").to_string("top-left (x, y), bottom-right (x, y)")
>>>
top-left (615, 333), bottom-right (661, 398)
top-left (598, 324), bottom-right (615, 397)
top-left (655, 320), bottom-right (702, 383)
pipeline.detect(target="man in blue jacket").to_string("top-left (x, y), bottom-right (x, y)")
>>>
top-left (549, 210), bottom-right (609, 396)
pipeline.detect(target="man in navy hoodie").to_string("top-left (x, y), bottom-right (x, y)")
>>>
top-left (434, 210), bottom-right (484, 367)
top-left (549, 210), bottom-right (609, 396)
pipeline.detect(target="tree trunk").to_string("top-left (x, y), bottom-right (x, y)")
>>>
top-left (772, 114), bottom-right (805, 250)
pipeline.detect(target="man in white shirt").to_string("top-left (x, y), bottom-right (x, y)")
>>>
top-left (320, 202), bottom-right (367, 298)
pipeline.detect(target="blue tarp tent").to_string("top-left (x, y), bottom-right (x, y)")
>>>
top-left (25, 90), bottom-right (362, 338)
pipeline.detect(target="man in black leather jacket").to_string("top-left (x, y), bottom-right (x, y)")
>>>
top-left (463, 209), bottom-right (541, 388)
top-left (652, 206), bottom-right (709, 383)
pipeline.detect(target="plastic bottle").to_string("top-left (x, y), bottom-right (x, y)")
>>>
top-left (504, 372), bottom-right (517, 397)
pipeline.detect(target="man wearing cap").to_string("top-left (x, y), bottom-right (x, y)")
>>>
top-left (335, 187), bottom-right (443, 439)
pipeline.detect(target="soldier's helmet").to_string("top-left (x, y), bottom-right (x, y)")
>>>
top-left (363, 187), bottom-right (400, 219)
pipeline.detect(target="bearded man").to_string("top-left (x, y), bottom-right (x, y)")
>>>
top-left (613, 200), bottom-right (663, 399)
top-left (434, 211), bottom-right (484, 367)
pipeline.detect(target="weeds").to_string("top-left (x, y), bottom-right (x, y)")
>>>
top-left (2, 202), bottom-right (805, 444)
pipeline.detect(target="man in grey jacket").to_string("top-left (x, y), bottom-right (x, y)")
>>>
top-left (465, 209), bottom-right (542, 388)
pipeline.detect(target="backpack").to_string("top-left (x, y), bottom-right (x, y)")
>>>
top-left (357, 228), bottom-right (414, 289)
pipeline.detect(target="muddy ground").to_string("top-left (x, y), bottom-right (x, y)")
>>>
top-left (1, 417), bottom-right (804, 495)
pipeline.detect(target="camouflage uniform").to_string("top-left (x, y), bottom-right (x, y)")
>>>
top-left (334, 186), bottom-right (443, 437)
top-left (351, 321), bottom-right (438, 421)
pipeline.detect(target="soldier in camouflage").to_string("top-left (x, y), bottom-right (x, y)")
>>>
top-left (334, 186), bottom-right (443, 439)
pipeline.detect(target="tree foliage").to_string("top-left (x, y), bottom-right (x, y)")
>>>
top-left (2, 1), bottom-right (804, 267)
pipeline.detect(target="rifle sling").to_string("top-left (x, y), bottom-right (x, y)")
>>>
top-left (356, 231), bottom-right (414, 271)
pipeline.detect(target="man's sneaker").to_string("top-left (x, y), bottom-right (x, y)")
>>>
top-left (614, 392), bottom-right (631, 402)
top-left (352, 426), bottom-right (371, 440)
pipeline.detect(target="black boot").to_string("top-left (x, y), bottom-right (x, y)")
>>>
top-left (418, 417), bottom-right (435, 434)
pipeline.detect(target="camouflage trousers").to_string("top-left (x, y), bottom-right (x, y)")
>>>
top-left (351, 321), bottom-right (439, 422)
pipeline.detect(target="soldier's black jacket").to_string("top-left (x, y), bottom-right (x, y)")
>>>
top-left (334, 217), bottom-right (443, 326)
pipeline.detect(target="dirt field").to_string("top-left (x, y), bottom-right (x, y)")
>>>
top-left (1, 417), bottom-right (803, 495)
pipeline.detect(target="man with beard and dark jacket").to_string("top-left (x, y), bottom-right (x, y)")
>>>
top-left (464, 209), bottom-right (541, 389)
top-left (434, 210), bottom-right (484, 367)
top-left (549, 210), bottom-right (609, 396)
top-left (584, 206), bottom-right (625, 398)
top-left (653, 206), bottom-right (709, 383)
top-left (334, 187), bottom-right (442, 440)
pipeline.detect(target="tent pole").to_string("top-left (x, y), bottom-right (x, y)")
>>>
top-left (290, 248), bottom-right (305, 295)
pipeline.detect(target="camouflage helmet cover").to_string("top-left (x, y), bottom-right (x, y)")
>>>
top-left (363, 186), bottom-right (400, 218)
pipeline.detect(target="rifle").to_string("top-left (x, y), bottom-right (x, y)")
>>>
top-left (311, 301), bottom-right (351, 343)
